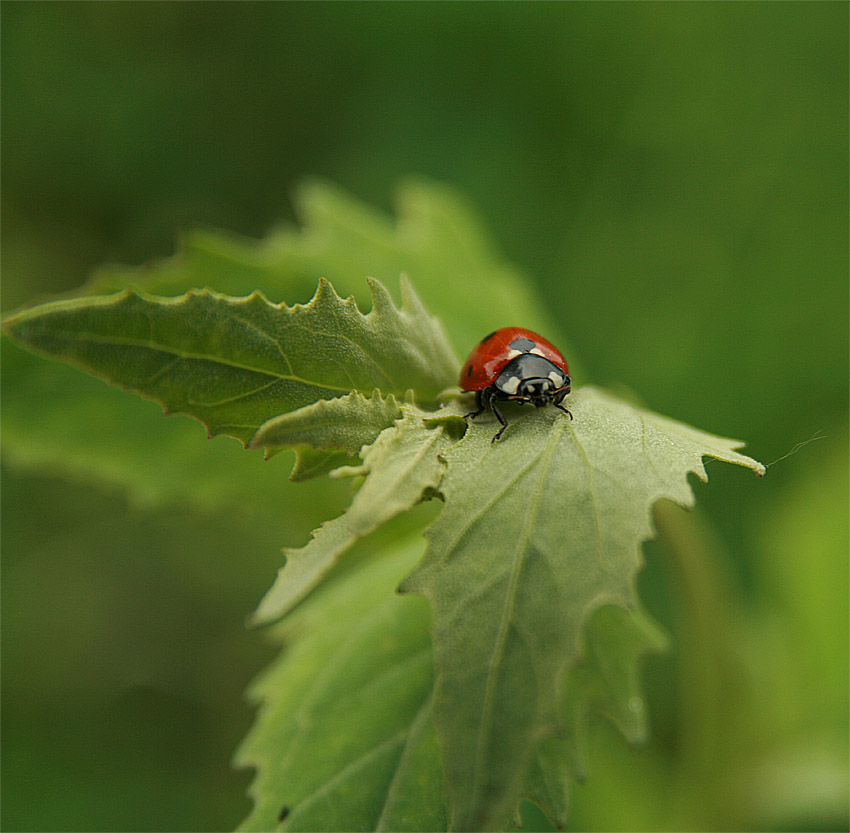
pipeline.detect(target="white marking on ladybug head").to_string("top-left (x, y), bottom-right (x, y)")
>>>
top-left (505, 349), bottom-right (522, 360)
top-left (529, 348), bottom-right (547, 358)
top-left (499, 375), bottom-right (521, 395)
top-left (548, 371), bottom-right (564, 387)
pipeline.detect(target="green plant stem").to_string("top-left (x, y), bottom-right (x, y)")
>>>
top-left (653, 500), bottom-right (748, 830)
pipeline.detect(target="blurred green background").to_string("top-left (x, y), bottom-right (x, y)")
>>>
top-left (2, 3), bottom-right (847, 831)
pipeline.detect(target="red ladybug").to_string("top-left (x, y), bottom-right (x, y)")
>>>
top-left (460, 327), bottom-right (572, 443)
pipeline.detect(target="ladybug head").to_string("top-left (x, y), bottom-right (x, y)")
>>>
top-left (495, 353), bottom-right (571, 408)
top-left (517, 376), bottom-right (568, 407)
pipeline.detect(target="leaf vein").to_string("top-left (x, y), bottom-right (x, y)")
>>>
top-left (38, 329), bottom-right (353, 393)
top-left (435, 445), bottom-right (544, 570)
top-left (279, 600), bottom-right (425, 776)
top-left (470, 421), bottom-right (563, 812)
top-left (566, 423), bottom-right (607, 575)
top-left (291, 729), bottom-right (410, 823)
top-left (231, 310), bottom-right (296, 376)
top-left (374, 693), bottom-right (435, 832)
top-left (288, 649), bottom-right (432, 822)
top-left (287, 322), bottom-right (396, 391)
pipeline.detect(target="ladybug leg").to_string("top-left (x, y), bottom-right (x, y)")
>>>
top-left (490, 393), bottom-right (509, 443)
top-left (463, 389), bottom-right (485, 420)
top-left (555, 403), bottom-right (573, 420)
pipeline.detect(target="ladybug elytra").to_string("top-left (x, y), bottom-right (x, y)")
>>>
top-left (460, 327), bottom-right (572, 443)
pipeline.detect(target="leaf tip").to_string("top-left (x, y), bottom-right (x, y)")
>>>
top-left (366, 275), bottom-right (395, 314)
top-left (398, 272), bottom-right (424, 312)
top-left (245, 288), bottom-right (270, 307)
top-left (310, 276), bottom-right (334, 308)
top-left (396, 571), bottom-right (422, 597)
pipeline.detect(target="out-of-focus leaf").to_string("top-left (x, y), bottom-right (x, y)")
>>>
top-left (0, 337), bottom-right (344, 521)
top-left (273, 180), bottom-right (573, 366)
top-left (741, 434), bottom-right (849, 830)
top-left (522, 604), bottom-right (666, 830)
top-left (400, 386), bottom-right (763, 831)
top-left (236, 536), bottom-right (448, 833)
top-left (563, 604), bottom-right (668, 756)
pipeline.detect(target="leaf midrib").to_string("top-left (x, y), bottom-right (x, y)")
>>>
top-left (467, 420), bottom-right (564, 824)
top-left (28, 328), bottom-right (353, 393)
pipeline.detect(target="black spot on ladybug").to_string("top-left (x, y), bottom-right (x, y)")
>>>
top-left (479, 330), bottom-right (498, 345)
top-left (278, 805), bottom-right (290, 823)
top-left (467, 365), bottom-right (474, 377)
top-left (509, 336), bottom-right (536, 352)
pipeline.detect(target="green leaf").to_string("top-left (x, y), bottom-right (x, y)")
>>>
top-left (251, 512), bottom-right (357, 629)
top-left (236, 536), bottom-right (448, 833)
top-left (86, 225), bottom-right (305, 299)
top-left (562, 604), bottom-right (668, 761)
top-left (288, 446), bottom-right (355, 483)
top-left (0, 336), bottom-right (348, 522)
top-left (521, 605), bottom-right (666, 830)
top-left (3, 179), bottom-right (767, 830)
top-left (4, 183), bottom-right (567, 506)
top-left (3, 277), bottom-right (457, 446)
top-left (251, 389), bottom-right (402, 458)
top-left (400, 386), bottom-right (763, 831)
top-left (251, 408), bottom-right (456, 625)
top-left (238, 530), bottom-right (666, 833)
top-left (338, 408), bottom-right (458, 541)
top-left (274, 180), bottom-right (574, 370)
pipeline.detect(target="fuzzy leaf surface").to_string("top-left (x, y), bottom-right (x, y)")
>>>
top-left (400, 386), bottom-right (764, 831)
top-left (251, 409), bottom-right (455, 625)
top-left (288, 446), bottom-right (355, 483)
top-left (3, 277), bottom-right (456, 446)
top-left (251, 390), bottom-right (401, 459)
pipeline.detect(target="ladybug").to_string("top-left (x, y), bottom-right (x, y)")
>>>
top-left (460, 327), bottom-right (572, 443)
